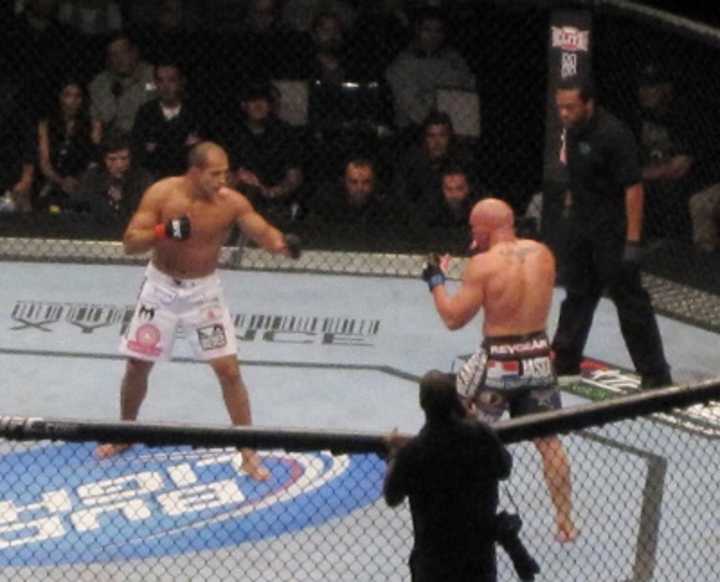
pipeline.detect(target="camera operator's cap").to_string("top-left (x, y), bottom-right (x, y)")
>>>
top-left (638, 61), bottom-right (671, 86)
top-left (242, 80), bottom-right (275, 102)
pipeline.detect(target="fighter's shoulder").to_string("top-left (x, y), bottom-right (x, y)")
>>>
top-left (464, 252), bottom-right (495, 280)
top-left (518, 238), bottom-right (555, 263)
top-left (217, 186), bottom-right (252, 212)
top-left (142, 176), bottom-right (180, 201)
top-left (519, 237), bottom-right (552, 254)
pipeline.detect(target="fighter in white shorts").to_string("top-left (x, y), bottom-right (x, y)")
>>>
top-left (122, 262), bottom-right (238, 362)
top-left (95, 142), bottom-right (300, 482)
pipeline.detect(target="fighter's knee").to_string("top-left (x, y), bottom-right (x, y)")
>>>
top-left (212, 358), bottom-right (241, 386)
top-left (125, 358), bottom-right (153, 380)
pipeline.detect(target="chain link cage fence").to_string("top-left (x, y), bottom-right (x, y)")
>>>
top-left (0, 382), bottom-right (720, 581)
top-left (2, 1), bottom-right (720, 329)
top-left (591, 2), bottom-right (720, 332)
top-left (2, 1), bottom-right (720, 580)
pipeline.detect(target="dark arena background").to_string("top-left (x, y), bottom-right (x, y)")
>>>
top-left (1, 1), bottom-right (720, 581)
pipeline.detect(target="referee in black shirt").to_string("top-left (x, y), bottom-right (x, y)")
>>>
top-left (552, 78), bottom-right (672, 389)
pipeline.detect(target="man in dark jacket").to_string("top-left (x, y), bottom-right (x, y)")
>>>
top-left (73, 131), bottom-right (152, 225)
top-left (384, 370), bottom-right (513, 582)
top-left (131, 61), bottom-right (203, 179)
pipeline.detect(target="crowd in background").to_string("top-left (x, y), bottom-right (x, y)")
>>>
top-left (0, 0), bottom-right (492, 252)
top-left (2, 0), bottom-right (720, 256)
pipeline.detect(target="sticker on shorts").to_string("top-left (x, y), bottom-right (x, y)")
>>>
top-left (138, 304), bottom-right (157, 321)
top-left (197, 324), bottom-right (227, 351)
top-left (127, 323), bottom-right (162, 357)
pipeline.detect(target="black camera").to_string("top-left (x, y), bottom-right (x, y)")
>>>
top-left (495, 511), bottom-right (540, 581)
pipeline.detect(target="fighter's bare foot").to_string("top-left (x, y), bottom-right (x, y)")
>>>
top-left (95, 443), bottom-right (132, 459)
top-left (555, 520), bottom-right (579, 544)
top-left (242, 452), bottom-right (270, 481)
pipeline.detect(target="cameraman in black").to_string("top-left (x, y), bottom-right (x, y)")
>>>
top-left (384, 370), bottom-right (538, 582)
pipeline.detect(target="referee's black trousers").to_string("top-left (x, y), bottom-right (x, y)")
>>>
top-left (552, 228), bottom-right (671, 384)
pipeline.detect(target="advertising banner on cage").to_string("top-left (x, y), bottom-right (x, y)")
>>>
top-left (542, 10), bottom-right (592, 189)
top-left (541, 9), bottom-right (592, 250)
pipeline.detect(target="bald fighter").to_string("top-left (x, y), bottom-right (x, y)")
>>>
top-left (422, 197), bottom-right (578, 543)
top-left (95, 141), bottom-right (301, 480)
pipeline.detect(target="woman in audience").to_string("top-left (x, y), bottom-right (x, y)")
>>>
top-left (37, 77), bottom-right (102, 212)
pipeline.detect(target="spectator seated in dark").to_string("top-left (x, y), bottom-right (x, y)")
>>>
top-left (282, 0), bottom-right (356, 34)
top-left (89, 31), bottom-right (156, 134)
top-left (188, 0), bottom-right (253, 34)
top-left (306, 11), bottom-right (393, 132)
top-left (219, 81), bottom-right (304, 223)
top-left (302, 10), bottom-right (393, 185)
top-left (57, 0), bottom-right (124, 75)
top-left (310, 157), bottom-right (401, 227)
top-left (6, 0), bottom-right (81, 120)
top-left (58, 0), bottom-right (123, 36)
top-left (345, 0), bottom-right (410, 82)
top-left (131, 61), bottom-right (203, 179)
top-left (234, 0), bottom-right (311, 83)
top-left (0, 110), bottom-right (36, 214)
top-left (71, 130), bottom-right (152, 225)
top-left (310, 9), bottom-right (350, 81)
top-left (393, 110), bottom-right (476, 220)
top-left (433, 165), bottom-right (484, 228)
top-left (385, 5), bottom-right (476, 141)
top-left (634, 61), bottom-right (700, 241)
top-left (130, 0), bottom-right (203, 67)
top-left (37, 78), bottom-right (102, 213)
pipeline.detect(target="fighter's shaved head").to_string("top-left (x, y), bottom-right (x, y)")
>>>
top-left (470, 198), bottom-right (514, 231)
top-left (186, 141), bottom-right (230, 198)
top-left (188, 141), bottom-right (227, 169)
top-left (467, 198), bottom-right (516, 253)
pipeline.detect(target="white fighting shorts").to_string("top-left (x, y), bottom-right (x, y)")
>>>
top-left (120, 262), bottom-right (238, 362)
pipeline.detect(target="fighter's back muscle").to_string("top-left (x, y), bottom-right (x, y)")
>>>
top-left (480, 240), bottom-right (555, 332)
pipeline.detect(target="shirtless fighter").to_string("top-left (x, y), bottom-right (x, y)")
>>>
top-left (421, 197), bottom-right (578, 543)
top-left (95, 142), bottom-right (300, 480)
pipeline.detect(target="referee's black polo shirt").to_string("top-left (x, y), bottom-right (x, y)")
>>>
top-left (565, 107), bottom-right (642, 231)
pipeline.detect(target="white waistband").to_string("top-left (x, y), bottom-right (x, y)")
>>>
top-left (145, 262), bottom-right (218, 288)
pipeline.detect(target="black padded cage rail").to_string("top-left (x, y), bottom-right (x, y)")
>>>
top-left (1, 379), bottom-right (720, 581)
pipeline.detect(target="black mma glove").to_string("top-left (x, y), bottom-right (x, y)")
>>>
top-left (421, 253), bottom-right (445, 291)
top-left (284, 233), bottom-right (302, 259)
top-left (622, 241), bottom-right (644, 265)
top-left (155, 216), bottom-right (191, 241)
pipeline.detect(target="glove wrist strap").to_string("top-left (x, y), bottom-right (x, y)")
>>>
top-left (427, 273), bottom-right (445, 291)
